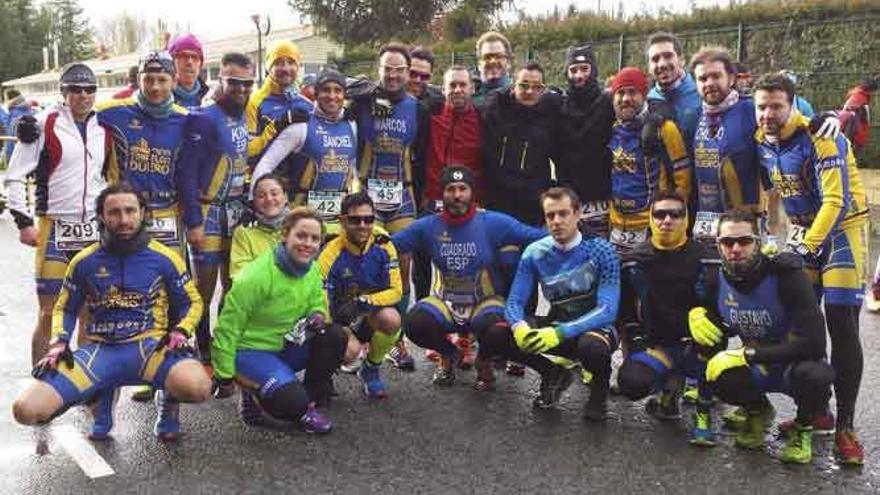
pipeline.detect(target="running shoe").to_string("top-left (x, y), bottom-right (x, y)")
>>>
top-left (582, 381), bottom-right (609, 421)
top-left (358, 361), bottom-right (387, 399)
top-left (88, 391), bottom-right (115, 441)
top-left (734, 410), bottom-right (766, 450)
top-left (645, 390), bottom-right (681, 420)
top-left (473, 355), bottom-right (495, 391)
top-left (299, 404), bottom-right (332, 434)
top-left (433, 351), bottom-right (459, 386)
top-left (778, 412), bottom-right (835, 435)
top-left (153, 390), bottom-right (180, 441)
top-left (385, 341), bottom-right (415, 371)
top-left (779, 423), bottom-right (813, 464)
top-left (835, 430), bottom-right (865, 466)
top-left (723, 400), bottom-right (776, 431)
top-left (534, 365), bottom-right (574, 409)
top-left (689, 409), bottom-right (717, 447)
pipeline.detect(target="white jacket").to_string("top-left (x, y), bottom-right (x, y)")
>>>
top-left (4, 105), bottom-right (111, 226)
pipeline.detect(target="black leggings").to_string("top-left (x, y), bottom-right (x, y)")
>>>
top-left (303, 323), bottom-right (347, 402)
top-left (712, 361), bottom-right (834, 422)
top-left (825, 303), bottom-right (863, 430)
top-left (404, 305), bottom-right (502, 356)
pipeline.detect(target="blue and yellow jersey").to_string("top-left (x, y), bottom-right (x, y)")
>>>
top-left (96, 98), bottom-right (189, 211)
top-left (293, 113), bottom-right (359, 204)
top-left (355, 93), bottom-right (420, 186)
top-left (51, 239), bottom-right (203, 344)
top-left (692, 98), bottom-right (763, 213)
top-left (756, 112), bottom-right (868, 252)
top-left (392, 210), bottom-right (545, 305)
top-left (246, 82), bottom-right (313, 160)
top-left (178, 104), bottom-right (249, 228)
top-left (317, 226), bottom-right (402, 311)
top-left (608, 118), bottom-right (690, 229)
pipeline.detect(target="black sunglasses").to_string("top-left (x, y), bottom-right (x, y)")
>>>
top-left (345, 215), bottom-right (375, 226)
top-left (64, 85), bottom-right (97, 95)
top-left (651, 208), bottom-right (685, 220)
top-left (222, 77), bottom-right (255, 88)
top-left (718, 236), bottom-right (757, 248)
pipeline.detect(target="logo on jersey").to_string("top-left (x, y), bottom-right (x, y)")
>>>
top-left (128, 118), bottom-right (143, 130)
top-left (612, 147), bottom-right (637, 174)
top-left (723, 292), bottom-right (738, 307)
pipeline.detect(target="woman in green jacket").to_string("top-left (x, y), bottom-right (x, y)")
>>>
top-left (213, 207), bottom-right (347, 433)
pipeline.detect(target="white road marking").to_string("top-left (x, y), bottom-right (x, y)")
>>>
top-left (55, 424), bottom-right (115, 479)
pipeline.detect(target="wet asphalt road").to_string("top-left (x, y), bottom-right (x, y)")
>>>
top-left (1, 213), bottom-right (879, 495)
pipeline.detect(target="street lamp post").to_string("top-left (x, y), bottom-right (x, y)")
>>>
top-left (251, 14), bottom-right (272, 86)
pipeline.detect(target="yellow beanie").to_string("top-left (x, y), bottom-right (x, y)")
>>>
top-left (266, 40), bottom-right (302, 68)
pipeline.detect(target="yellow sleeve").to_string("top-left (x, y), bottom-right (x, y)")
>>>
top-left (316, 240), bottom-right (338, 280)
top-left (660, 121), bottom-right (692, 203)
top-left (804, 137), bottom-right (848, 251)
top-left (245, 85), bottom-right (278, 158)
top-left (363, 242), bottom-right (403, 307)
top-left (229, 226), bottom-right (253, 279)
top-left (721, 157), bottom-right (745, 209)
top-left (154, 242), bottom-right (203, 336)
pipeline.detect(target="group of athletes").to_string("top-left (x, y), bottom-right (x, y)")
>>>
top-left (4, 28), bottom-right (877, 468)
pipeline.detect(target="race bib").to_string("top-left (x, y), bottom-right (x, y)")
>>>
top-left (785, 224), bottom-right (807, 247)
top-left (228, 174), bottom-right (246, 199)
top-left (54, 220), bottom-right (99, 251)
top-left (692, 211), bottom-right (721, 241)
top-left (582, 200), bottom-right (610, 220)
top-left (147, 216), bottom-right (179, 243)
top-left (367, 179), bottom-right (403, 211)
top-left (307, 191), bottom-right (344, 219)
top-left (609, 227), bottom-right (648, 250)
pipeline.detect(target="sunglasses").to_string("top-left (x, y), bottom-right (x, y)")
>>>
top-left (651, 208), bottom-right (685, 220)
top-left (63, 85), bottom-right (98, 95)
top-left (481, 53), bottom-right (508, 63)
top-left (345, 215), bottom-right (375, 226)
top-left (409, 71), bottom-right (431, 82)
top-left (718, 236), bottom-right (757, 248)
top-left (222, 77), bottom-right (255, 88)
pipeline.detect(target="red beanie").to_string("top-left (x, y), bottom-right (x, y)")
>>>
top-left (611, 67), bottom-right (648, 96)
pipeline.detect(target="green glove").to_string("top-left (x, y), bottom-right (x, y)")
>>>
top-left (688, 307), bottom-right (723, 346)
top-left (705, 348), bottom-right (748, 382)
top-left (519, 326), bottom-right (564, 354)
top-left (513, 322), bottom-right (533, 350)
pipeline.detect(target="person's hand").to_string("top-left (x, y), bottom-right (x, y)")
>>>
top-left (705, 348), bottom-right (748, 382)
top-left (32, 341), bottom-right (74, 378)
top-left (212, 378), bottom-right (234, 399)
top-left (333, 298), bottom-right (365, 326)
top-left (761, 235), bottom-right (779, 257)
top-left (155, 328), bottom-right (193, 357)
top-left (688, 307), bottom-right (723, 347)
top-left (515, 324), bottom-right (563, 354)
top-left (186, 226), bottom-right (205, 251)
top-left (809, 111), bottom-right (841, 140)
top-left (15, 115), bottom-right (39, 144)
top-left (19, 226), bottom-right (39, 247)
top-left (371, 87), bottom-right (393, 118)
top-left (640, 112), bottom-right (665, 158)
top-left (789, 242), bottom-right (821, 266)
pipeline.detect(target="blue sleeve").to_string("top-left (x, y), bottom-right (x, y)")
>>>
top-left (391, 216), bottom-right (429, 255)
top-left (487, 212), bottom-right (546, 247)
top-left (797, 96), bottom-right (815, 118)
top-left (52, 260), bottom-right (87, 343)
top-left (178, 112), bottom-right (214, 228)
top-left (504, 245), bottom-right (538, 325)
top-left (160, 250), bottom-right (203, 334)
top-left (558, 240), bottom-right (621, 339)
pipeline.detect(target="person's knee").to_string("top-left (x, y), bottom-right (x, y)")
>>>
top-left (577, 334), bottom-right (612, 372)
top-left (403, 306), bottom-right (444, 344)
top-left (12, 394), bottom-right (56, 425)
top-left (165, 361), bottom-right (212, 403)
top-left (712, 367), bottom-right (759, 406)
top-left (617, 360), bottom-right (656, 401)
top-left (477, 321), bottom-right (512, 354)
top-left (260, 382), bottom-right (309, 421)
top-left (372, 307), bottom-right (401, 333)
top-left (789, 361), bottom-right (834, 403)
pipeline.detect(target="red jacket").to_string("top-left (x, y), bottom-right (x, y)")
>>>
top-left (425, 102), bottom-right (483, 203)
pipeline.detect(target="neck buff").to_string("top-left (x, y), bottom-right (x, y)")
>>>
top-left (440, 202), bottom-right (477, 227)
top-left (255, 205), bottom-right (289, 230)
top-left (173, 78), bottom-right (202, 101)
top-left (101, 224), bottom-right (150, 255)
top-left (555, 231), bottom-right (582, 251)
top-left (274, 243), bottom-right (311, 277)
top-left (136, 91), bottom-right (174, 119)
top-left (660, 71), bottom-right (686, 94)
top-left (314, 103), bottom-right (344, 123)
top-left (482, 74), bottom-right (511, 91)
top-left (702, 89), bottom-right (739, 116)
top-left (649, 210), bottom-right (689, 250)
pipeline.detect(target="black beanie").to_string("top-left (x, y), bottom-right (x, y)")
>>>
top-left (565, 45), bottom-right (596, 76)
top-left (440, 165), bottom-right (475, 190)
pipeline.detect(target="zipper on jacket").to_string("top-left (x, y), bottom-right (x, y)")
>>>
top-left (81, 115), bottom-right (89, 223)
top-left (520, 141), bottom-right (529, 170)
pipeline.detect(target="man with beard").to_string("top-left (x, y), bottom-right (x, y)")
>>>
top-left (392, 166), bottom-right (545, 386)
top-left (168, 34), bottom-right (209, 110)
top-left (179, 53), bottom-right (255, 368)
top-left (688, 209), bottom-right (834, 464)
top-left (408, 46), bottom-right (443, 105)
top-left (12, 183), bottom-right (211, 442)
top-left (755, 73), bottom-right (868, 466)
top-left (472, 31), bottom-right (513, 109)
top-left (556, 45), bottom-right (614, 239)
top-left (645, 32), bottom-right (701, 147)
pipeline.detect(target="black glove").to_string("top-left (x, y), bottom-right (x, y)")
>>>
top-left (622, 322), bottom-right (648, 354)
top-left (640, 112), bottom-right (665, 158)
top-left (268, 108), bottom-right (309, 134)
top-left (371, 87), bottom-right (393, 119)
top-left (333, 297), bottom-right (365, 326)
top-left (31, 341), bottom-right (74, 378)
top-left (16, 115), bottom-right (39, 144)
top-left (212, 378), bottom-right (235, 399)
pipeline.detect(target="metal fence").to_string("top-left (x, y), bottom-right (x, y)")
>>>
top-left (338, 14), bottom-right (880, 166)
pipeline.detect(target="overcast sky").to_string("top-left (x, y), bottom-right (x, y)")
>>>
top-left (78, 0), bottom-right (723, 42)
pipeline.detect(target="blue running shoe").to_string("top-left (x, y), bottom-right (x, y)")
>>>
top-left (153, 389), bottom-right (180, 441)
top-left (690, 409), bottom-right (717, 447)
top-left (358, 361), bottom-right (387, 399)
top-left (88, 390), bottom-right (116, 441)
top-left (299, 405), bottom-right (332, 434)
